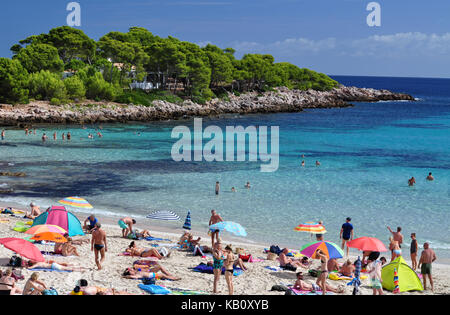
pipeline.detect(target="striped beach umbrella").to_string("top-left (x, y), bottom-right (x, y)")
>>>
top-left (209, 221), bottom-right (247, 237)
top-left (294, 222), bottom-right (327, 234)
top-left (25, 224), bottom-right (67, 235)
top-left (393, 268), bottom-right (400, 294)
top-left (300, 241), bottom-right (344, 259)
top-left (183, 211), bottom-right (192, 230)
top-left (147, 210), bottom-right (180, 221)
top-left (58, 197), bottom-right (93, 209)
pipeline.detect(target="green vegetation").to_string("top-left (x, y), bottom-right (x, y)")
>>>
top-left (1, 26), bottom-right (339, 105)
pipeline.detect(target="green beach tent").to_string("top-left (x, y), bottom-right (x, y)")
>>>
top-left (381, 256), bottom-right (423, 292)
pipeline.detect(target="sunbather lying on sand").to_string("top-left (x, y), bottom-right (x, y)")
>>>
top-left (122, 267), bottom-right (181, 281)
top-left (279, 248), bottom-right (305, 270)
top-left (293, 272), bottom-right (344, 293)
top-left (125, 241), bottom-right (170, 259)
top-left (339, 260), bottom-right (355, 277)
top-left (26, 260), bottom-right (88, 272)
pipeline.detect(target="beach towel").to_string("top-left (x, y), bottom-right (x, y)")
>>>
top-left (29, 268), bottom-right (72, 273)
top-left (168, 287), bottom-right (208, 295)
top-left (138, 284), bottom-right (171, 295)
top-left (265, 266), bottom-right (282, 272)
top-left (328, 273), bottom-right (368, 281)
top-left (145, 236), bottom-right (171, 242)
top-left (192, 263), bottom-right (243, 276)
top-left (290, 288), bottom-right (335, 295)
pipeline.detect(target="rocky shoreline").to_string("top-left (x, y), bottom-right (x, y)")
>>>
top-left (0, 86), bottom-right (415, 126)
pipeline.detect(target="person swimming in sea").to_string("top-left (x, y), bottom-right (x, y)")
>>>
top-left (408, 177), bottom-right (416, 186)
top-left (426, 172), bottom-right (434, 181)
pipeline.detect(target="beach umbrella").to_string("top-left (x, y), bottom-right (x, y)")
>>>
top-left (25, 224), bottom-right (67, 236)
top-left (0, 237), bottom-right (45, 262)
top-left (347, 237), bottom-right (388, 252)
top-left (300, 241), bottom-right (344, 259)
top-left (209, 221), bottom-right (247, 237)
top-left (58, 196), bottom-right (93, 209)
top-left (146, 210), bottom-right (180, 221)
top-left (31, 232), bottom-right (67, 243)
top-left (347, 256), bottom-right (362, 295)
top-left (294, 222), bottom-right (327, 234)
top-left (183, 211), bottom-right (192, 230)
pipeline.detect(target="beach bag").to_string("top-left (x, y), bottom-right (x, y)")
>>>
top-left (8, 255), bottom-right (22, 268)
top-left (285, 289), bottom-right (295, 295)
top-left (158, 247), bottom-right (169, 257)
top-left (267, 252), bottom-right (278, 261)
top-left (269, 245), bottom-right (282, 255)
top-left (308, 269), bottom-right (319, 278)
top-left (142, 277), bottom-right (156, 285)
top-left (271, 285), bottom-right (288, 292)
top-left (43, 287), bottom-right (58, 295)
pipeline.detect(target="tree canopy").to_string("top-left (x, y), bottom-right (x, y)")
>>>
top-left (3, 26), bottom-right (339, 105)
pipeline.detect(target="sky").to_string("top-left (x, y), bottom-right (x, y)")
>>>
top-left (1, 0), bottom-right (450, 78)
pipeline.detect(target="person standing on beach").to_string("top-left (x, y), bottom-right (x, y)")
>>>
top-left (215, 182), bottom-right (220, 195)
top-left (340, 217), bottom-right (354, 257)
top-left (119, 217), bottom-right (136, 238)
top-left (410, 233), bottom-right (418, 270)
top-left (91, 223), bottom-right (107, 270)
top-left (212, 242), bottom-right (225, 294)
top-left (426, 172), bottom-right (434, 181)
top-left (367, 252), bottom-right (383, 295)
top-left (224, 245), bottom-right (235, 295)
top-left (315, 249), bottom-right (329, 295)
top-left (389, 236), bottom-right (401, 262)
top-left (418, 242), bottom-right (437, 292)
top-left (387, 226), bottom-right (403, 248)
top-left (209, 210), bottom-right (224, 248)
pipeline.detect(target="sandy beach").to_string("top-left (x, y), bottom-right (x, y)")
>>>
top-left (1, 205), bottom-right (449, 296)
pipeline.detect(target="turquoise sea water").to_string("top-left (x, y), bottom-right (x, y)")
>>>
top-left (1, 76), bottom-right (449, 258)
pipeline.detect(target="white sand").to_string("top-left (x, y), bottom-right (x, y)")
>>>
top-left (1, 209), bottom-right (449, 295)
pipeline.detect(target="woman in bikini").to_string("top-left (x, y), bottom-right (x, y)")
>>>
top-left (315, 249), bottom-right (329, 296)
top-left (0, 269), bottom-right (21, 295)
top-left (389, 236), bottom-right (402, 262)
top-left (212, 242), bottom-right (225, 294)
top-left (224, 245), bottom-right (235, 295)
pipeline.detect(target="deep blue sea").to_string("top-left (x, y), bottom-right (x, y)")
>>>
top-left (1, 76), bottom-right (449, 259)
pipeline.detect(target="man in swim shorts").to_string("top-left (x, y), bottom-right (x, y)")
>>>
top-left (340, 217), bottom-right (354, 257)
top-left (209, 210), bottom-right (224, 248)
top-left (119, 217), bottom-right (136, 238)
top-left (418, 242), bottom-right (437, 292)
top-left (91, 223), bottom-right (107, 270)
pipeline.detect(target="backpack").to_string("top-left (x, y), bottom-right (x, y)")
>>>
top-left (269, 245), bottom-right (281, 255)
top-left (43, 287), bottom-right (58, 295)
top-left (271, 285), bottom-right (288, 292)
top-left (8, 256), bottom-right (22, 268)
top-left (308, 269), bottom-right (319, 277)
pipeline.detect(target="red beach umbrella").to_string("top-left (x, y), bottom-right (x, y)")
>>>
top-left (0, 237), bottom-right (45, 262)
top-left (347, 237), bottom-right (388, 252)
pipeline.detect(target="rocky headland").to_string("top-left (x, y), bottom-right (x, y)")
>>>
top-left (0, 86), bottom-right (415, 126)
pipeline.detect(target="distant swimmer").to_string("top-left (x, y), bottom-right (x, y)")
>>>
top-left (301, 161), bottom-right (305, 167)
top-left (42, 133), bottom-right (48, 142)
top-left (97, 132), bottom-right (103, 138)
top-left (25, 128), bottom-right (29, 135)
top-left (316, 161), bottom-right (321, 166)
top-left (53, 132), bottom-right (57, 141)
top-left (231, 187), bottom-right (236, 192)
top-left (426, 172), bottom-right (434, 181)
top-left (408, 177), bottom-right (416, 186)
top-left (245, 182), bottom-right (251, 189)
top-left (1, 130), bottom-right (4, 141)
top-left (215, 181), bottom-right (220, 195)
top-left (67, 132), bottom-right (71, 140)
top-left (62, 133), bottom-right (65, 141)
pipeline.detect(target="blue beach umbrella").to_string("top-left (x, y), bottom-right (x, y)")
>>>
top-left (209, 221), bottom-right (247, 237)
top-left (146, 210), bottom-right (180, 221)
top-left (183, 211), bottom-right (192, 230)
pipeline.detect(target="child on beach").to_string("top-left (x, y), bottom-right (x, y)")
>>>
top-left (367, 252), bottom-right (383, 295)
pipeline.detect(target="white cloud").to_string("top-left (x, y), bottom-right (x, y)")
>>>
top-left (231, 32), bottom-right (450, 59)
